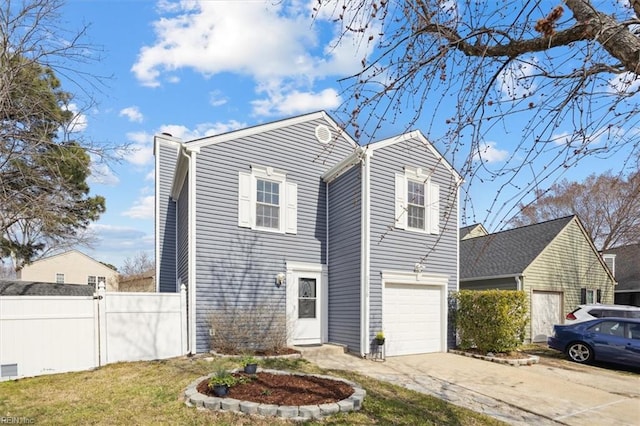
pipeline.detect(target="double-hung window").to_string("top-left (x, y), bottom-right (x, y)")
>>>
top-left (238, 165), bottom-right (297, 234)
top-left (256, 179), bottom-right (280, 229)
top-left (407, 179), bottom-right (426, 230)
top-left (395, 166), bottom-right (440, 234)
top-left (56, 273), bottom-right (65, 284)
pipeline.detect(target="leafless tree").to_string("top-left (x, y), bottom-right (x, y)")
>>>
top-left (511, 170), bottom-right (640, 250)
top-left (120, 252), bottom-right (155, 278)
top-left (314, 0), bottom-right (640, 229)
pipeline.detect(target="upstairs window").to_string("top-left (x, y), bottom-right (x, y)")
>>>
top-left (56, 273), bottom-right (64, 284)
top-left (407, 180), bottom-right (426, 230)
top-left (395, 166), bottom-right (440, 234)
top-left (238, 165), bottom-right (297, 234)
top-left (88, 276), bottom-right (96, 287)
top-left (256, 179), bottom-right (280, 229)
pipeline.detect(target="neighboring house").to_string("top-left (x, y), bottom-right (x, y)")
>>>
top-left (155, 111), bottom-right (461, 357)
top-left (460, 215), bottom-right (616, 342)
top-left (603, 243), bottom-right (640, 307)
top-left (17, 250), bottom-right (119, 291)
top-left (460, 223), bottom-right (488, 240)
top-left (118, 269), bottom-right (155, 292)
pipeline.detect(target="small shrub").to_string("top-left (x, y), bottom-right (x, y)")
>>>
top-left (209, 302), bottom-right (291, 354)
top-left (208, 368), bottom-right (237, 388)
top-left (453, 290), bottom-right (528, 353)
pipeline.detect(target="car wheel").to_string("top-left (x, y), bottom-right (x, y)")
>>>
top-left (566, 342), bottom-right (593, 363)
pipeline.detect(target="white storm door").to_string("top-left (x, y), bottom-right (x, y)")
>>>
top-left (288, 270), bottom-right (322, 345)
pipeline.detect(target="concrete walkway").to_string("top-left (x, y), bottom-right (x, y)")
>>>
top-left (297, 345), bottom-right (640, 425)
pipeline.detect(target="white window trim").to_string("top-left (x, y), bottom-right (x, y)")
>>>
top-left (395, 166), bottom-right (439, 234)
top-left (238, 165), bottom-right (297, 234)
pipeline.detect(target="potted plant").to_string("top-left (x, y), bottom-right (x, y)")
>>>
top-left (241, 354), bottom-right (258, 374)
top-left (208, 368), bottom-right (237, 397)
top-left (375, 331), bottom-right (385, 346)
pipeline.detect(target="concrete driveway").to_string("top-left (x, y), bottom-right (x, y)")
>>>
top-left (298, 345), bottom-right (640, 425)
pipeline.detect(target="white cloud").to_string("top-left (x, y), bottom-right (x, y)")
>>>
top-left (145, 169), bottom-right (155, 181)
top-left (88, 161), bottom-right (120, 186)
top-left (252, 88), bottom-right (341, 116)
top-left (123, 131), bottom-right (154, 166)
top-left (473, 141), bottom-right (509, 163)
top-left (119, 106), bottom-right (144, 123)
top-left (64, 103), bottom-right (88, 133)
top-left (551, 126), bottom-right (624, 147)
top-left (120, 120), bottom-right (247, 167)
top-left (87, 223), bottom-right (154, 269)
top-left (608, 71), bottom-right (640, 94)
top-left (498, 57), bottom-right (538, 100)
top-left (122, 195), bottom-right (155, 219)
top-left (130, 0), bottom-right (369, 116)
top-left (158, 120), bottom-right (246, 140)
top-left (209, 90), bottom-right (228, 107)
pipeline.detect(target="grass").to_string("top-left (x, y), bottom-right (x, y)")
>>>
top-left (0, 356), bottom-right (506, 425)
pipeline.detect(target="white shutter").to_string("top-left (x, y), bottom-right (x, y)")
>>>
top-left (285, 182), bottom-right (297, 234)
top-left (429, 181), bottom-right (440, 234)
top-left (395, 173), bottom-right (407, 229)
top-left (238, 172), bottom-right (252, 228)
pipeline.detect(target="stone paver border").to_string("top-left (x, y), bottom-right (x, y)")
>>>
top-left (184, 368), bottom-right (365, 420)
top-left (449, 349), bottom-right (540, 366)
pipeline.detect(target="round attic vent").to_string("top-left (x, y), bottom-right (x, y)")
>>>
top-left (315, 124), bottom-right (332, 144)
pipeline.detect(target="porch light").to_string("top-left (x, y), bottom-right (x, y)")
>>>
top-left (275, 272), bottom-right (286, 287)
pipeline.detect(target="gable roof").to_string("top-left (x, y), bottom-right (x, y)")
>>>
top-left (0, 280), bottom-right (95, 296)
top-left (367, 131), bottom-right (463, 183)
top-left (20, 250), bottom-right (115, 272)
top-left (604, 243), bottom-right (640, 291)
top-left (182, 110), bottom-right (358, 149)
top-left (460, 216), bottom-right (575, 280)
top-left (460, 223), bottom-right (488, 240)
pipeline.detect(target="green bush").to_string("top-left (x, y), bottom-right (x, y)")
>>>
top-left (453, 290), bottom-right (528, 353)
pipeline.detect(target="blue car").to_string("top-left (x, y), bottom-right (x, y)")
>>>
top-left (548, 317), bottom-right (640, 367)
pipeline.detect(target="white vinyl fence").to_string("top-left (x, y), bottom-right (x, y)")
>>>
top-left (0, 284), bottom-right (187, 381)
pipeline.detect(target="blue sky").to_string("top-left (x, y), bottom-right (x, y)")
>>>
top-left (57, 0), bottom-right (637, 269)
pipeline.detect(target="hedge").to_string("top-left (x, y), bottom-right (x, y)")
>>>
top-left (453, 290), bottom-right (528, 353)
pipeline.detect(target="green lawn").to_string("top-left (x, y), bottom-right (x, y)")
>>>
top-left (0, 356), bottom-right (505, 425)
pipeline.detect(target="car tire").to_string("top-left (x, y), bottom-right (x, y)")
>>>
top-left (566, 342), bottom-right (593, 364)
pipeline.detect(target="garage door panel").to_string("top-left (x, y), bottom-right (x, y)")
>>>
top-left (531, 291), bottom-right (562, 343)
top-left (383, 283), bottom-right (443, 356)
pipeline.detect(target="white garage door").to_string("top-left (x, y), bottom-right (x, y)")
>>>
top-left (383, 283), bottom-right (443, 356)
top-left (531, 291), bottom-right (562, 343)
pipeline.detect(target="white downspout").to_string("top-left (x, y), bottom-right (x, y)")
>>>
top-left (179, 146), bottom-right (199, 355)
top-left (360, 151), bottom-right (371, 356)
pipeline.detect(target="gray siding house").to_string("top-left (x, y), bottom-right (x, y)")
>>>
top-left (460, 216), bottom-right (616, 342)
top-left (155, 111), bottom-right (461, 357)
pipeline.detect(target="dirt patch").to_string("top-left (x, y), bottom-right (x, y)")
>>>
top-left (196, 372), bottom-right (354, 405)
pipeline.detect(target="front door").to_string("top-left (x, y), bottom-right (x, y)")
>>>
top-left (286, 263), bottom-right (323, 345)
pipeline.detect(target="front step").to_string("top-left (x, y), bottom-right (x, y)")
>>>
top-left (294, 343), bottom-right (347, 357)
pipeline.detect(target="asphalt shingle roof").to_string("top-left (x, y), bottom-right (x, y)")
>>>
top-left (460, 216), bottom-right (575, 279)
top-left (604, 243), bottom-right (640, 291)
top-left (0, 280), bottom-right (95, 296)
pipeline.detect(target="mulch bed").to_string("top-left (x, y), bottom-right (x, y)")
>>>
top-left (196, 372), bottom-right (354, 405)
